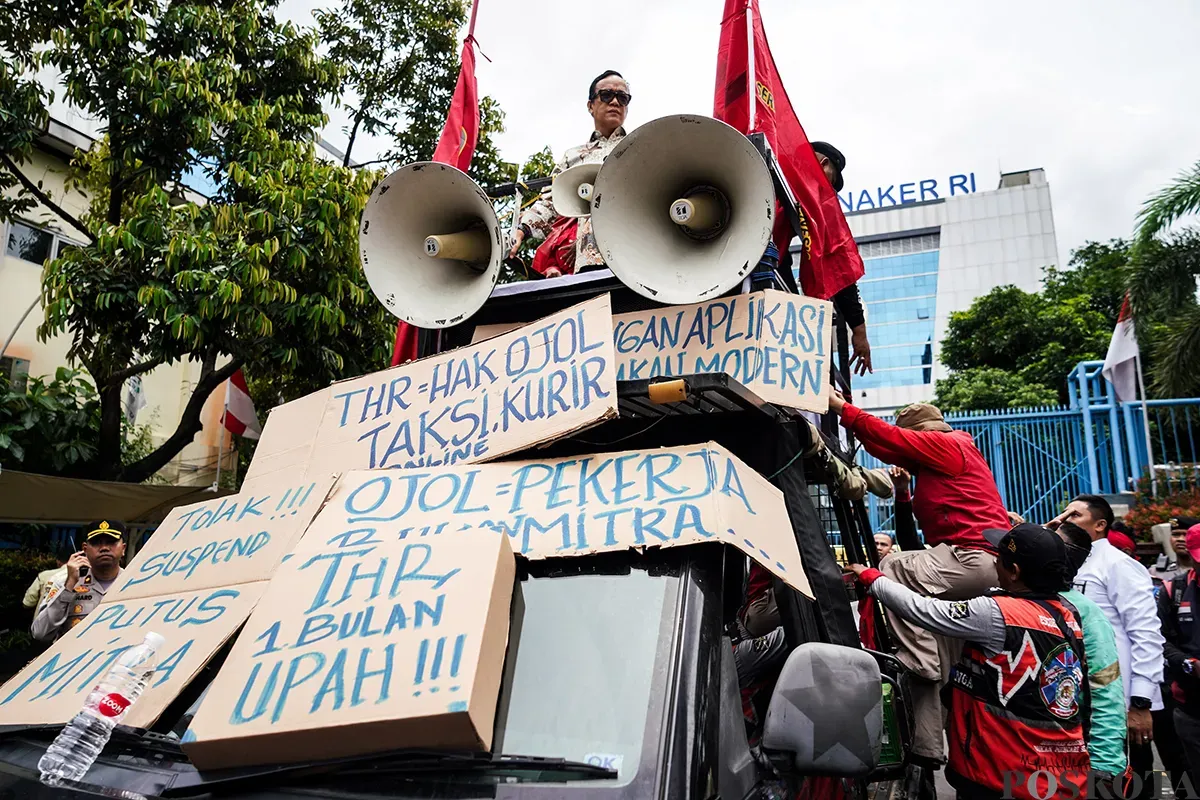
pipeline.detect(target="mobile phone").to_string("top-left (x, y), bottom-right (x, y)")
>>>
top-left (78, 564), bottom-right (89, 578)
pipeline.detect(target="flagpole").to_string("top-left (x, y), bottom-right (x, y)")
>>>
top-left (1135, 351), bottom-right (1157, 498)
top-left (745, 0), bottom-right (756, 131)
top-left (214, 379), bottom-right (229, 491)
top-left (467, 0), bottom-right (479, 38)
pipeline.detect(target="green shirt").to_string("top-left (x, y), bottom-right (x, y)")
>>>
top-left (1063, 589), bottom-right (1126, 776)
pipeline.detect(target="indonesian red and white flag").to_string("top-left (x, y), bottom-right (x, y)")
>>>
top-left (223, 368), bottom-right (261, 439)
top-left (1102, 294), bottom-right (1140, 402)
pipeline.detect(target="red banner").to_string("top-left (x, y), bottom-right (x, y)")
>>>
top-left (392, 17), bottom-right (481, 366)
top-left (713, 0), bottom-right (863, 300)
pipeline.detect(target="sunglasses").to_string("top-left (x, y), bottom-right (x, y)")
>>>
top-left (592, 89), bottom-right (631, 107)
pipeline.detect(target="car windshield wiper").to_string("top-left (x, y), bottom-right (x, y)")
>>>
top-left (161, 749), bottom-right (617, 796)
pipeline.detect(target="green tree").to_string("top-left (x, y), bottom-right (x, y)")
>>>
top-left (0, 0), bottom-right (91, 235)
top-left (6, 0), bottom-right (391, 483)
top-left (937, 248), bottom-right (1123, 409)
top-left (1127, 229), bottom-right (1200, 397)
top-left (934, 368), bottom-right (1057, 412)
top-left (316, 0), bottom-right (466, 168)
top-left (1042, 240), bottom-right (1129, 326)
top-left (0, 368), bottom-right (151, 476)
top-left (1136, 159), bottom-right (1200, 246)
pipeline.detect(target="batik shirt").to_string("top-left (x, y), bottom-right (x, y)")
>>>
top-left (519, 127), bottom-right (627, 270)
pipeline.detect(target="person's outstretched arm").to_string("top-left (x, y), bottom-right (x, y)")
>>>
top-left (851, 566), bottom-right (1006, 656)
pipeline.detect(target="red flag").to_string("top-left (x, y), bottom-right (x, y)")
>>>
top-left (713, 0), bottom-right (864, 300)
top-left (430, 37), bottom-right (480, 171)
top-left (392, 6), bottom-right (482, 366)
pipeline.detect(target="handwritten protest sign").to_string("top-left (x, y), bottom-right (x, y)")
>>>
top-left (241, 295), bottom-right (619, 491)
top-left (473, 290), bottom-right (833, 413)
top-left (107, 474), bottom-right (336, 603)
top-left (0, 584), bottom-right (263, 729)
top-left (241, 389), bottom-right (332, 490)
top-left (292, 441), bottom-right (810, 598)
top-left (182, 530), bottom-right (515, 770)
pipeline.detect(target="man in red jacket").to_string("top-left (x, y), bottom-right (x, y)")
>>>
top-left (828, 390), bottom-right (1010, 788)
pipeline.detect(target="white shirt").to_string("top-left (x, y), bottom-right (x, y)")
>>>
top-left (1073, 538), bottom-right (1165, 709)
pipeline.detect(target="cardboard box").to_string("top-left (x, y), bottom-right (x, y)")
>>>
top-left (292, 441), bottom-right (810, 598)
top-left (0, 583), bottom-right (264, 729)
top-left (107, 474), bottom-right (336, 603)
top-left (241, 294), bottom-right (620, 492)
top-left (182, 529), bottom-right (516, 770)
top-left (473, 289), bottom-right (834, 413)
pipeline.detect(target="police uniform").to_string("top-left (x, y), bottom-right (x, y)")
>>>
top-left (31, 572), bottom-right (119, 641)
top-left (31, 520), bottom-right (125, 642)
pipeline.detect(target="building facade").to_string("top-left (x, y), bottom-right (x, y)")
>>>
top-left (1, 119), bottom-right (232, 487)
top-left (795, 168), bottom-right (1059, 412)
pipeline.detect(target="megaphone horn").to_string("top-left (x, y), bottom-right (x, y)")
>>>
top-left (669, 186), bottom-right (730, 240)
top-left (359, 162), bottom-right (502, 329)
top-left (551, 163), bottom-right (602, 218)
top-left (590, 115), bottom-right (775, 305)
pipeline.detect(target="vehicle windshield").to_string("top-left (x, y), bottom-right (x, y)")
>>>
top-left (71, 556), bottom-right (681, 796)
top-left (492, 562), bottom-right (676, 786)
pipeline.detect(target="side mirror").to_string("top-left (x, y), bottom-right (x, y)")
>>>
top-left (762, 642), bottom-right (883, 776)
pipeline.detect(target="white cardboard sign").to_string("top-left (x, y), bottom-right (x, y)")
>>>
top-left (295, 441), bottom-right (810, 598)
top-left (243, 295), bottom-right (620, 491)
top-left (474, 290), bottom-right (834, 413)
top-left (0, 584), bottom-right (264, 729)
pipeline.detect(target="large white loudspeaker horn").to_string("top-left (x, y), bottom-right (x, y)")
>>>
top-left (550, 163), bottom-right (601, 218)
top-left (359, 162), bottom-right (502, 329)
top-left (590, 115), bottom-right (775, 305)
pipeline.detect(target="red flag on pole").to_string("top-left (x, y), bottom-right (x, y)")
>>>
top-left (390, 2), bottom-right (482, 366)
top-left (713, 0), bottom-right (864, 300)
top-left (430, 35), bottom-right (480, 170)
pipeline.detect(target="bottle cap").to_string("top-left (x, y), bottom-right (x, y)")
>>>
top-left (144, 632), bottom-right (166, 650)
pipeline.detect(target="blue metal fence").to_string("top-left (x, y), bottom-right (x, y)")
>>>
top-left (858, 360), bottom-right (1200, 534)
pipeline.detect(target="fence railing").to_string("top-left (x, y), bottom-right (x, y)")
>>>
top-left (857, 360), bottom-right (1200, 535)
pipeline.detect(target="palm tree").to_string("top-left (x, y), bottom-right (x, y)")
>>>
top-left (1130, 160), bottom-right (1200, 397)
top-left (1136, 159), bottom-right (1200, 245)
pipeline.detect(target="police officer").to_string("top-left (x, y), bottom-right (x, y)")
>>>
top-left (32, 520), bottom-right (126, 642)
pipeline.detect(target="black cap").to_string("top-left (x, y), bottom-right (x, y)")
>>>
top-left (983, 523), bottom-right (1069, 591)
top-left (811, 141), bottom-right (846, 191)
top-left (1171, 516), bottom-right (1200, 532)
top-left (80, 520), bottom-right (127, 546)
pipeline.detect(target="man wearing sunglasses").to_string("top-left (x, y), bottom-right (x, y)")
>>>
top-left (510, 70), bottom-right (631, 278)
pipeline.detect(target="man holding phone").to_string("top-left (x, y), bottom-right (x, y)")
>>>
top-left (32, 520), bottom-right (126, 642)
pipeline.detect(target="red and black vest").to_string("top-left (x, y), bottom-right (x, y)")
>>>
top-left (946, 595), bottom-right (1091, 800)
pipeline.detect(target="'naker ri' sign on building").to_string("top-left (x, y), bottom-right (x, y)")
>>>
top-left (794, 168), bottom-right (1059, 413)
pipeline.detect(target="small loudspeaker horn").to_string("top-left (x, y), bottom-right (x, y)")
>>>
top-left (359, 162), bottom-right (502, 329)
top-left (551, 163), bottom-right (602, 218)
top-left (590, 115), bottom-right (775, 305)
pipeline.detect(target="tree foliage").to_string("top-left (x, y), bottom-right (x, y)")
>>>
top-left (1136, 159), bottom-right (1200, 246)
top-left (1128, 229), bottom-right (1200, 397)
top-left (936, 255), bottom-right (1117, 410)
top-left (934, 368), bottom-right (1057, 412)
top-left (0, 368), bottom-right (150, 475)
top-left (0, 0), bottom-right (391, 482)
top-left (316, 0), bottom-right (466, 168)
top-left (937, 231), bottom-right (1200, 408)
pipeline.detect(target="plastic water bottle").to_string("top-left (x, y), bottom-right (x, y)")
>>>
top-left (38, 632), bottom-right (166, 786)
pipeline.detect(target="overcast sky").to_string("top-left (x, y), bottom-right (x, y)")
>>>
top-left (283, 0), bottom-right (1199, 268)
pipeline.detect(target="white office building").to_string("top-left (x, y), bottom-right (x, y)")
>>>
top-left (815, 168), bottom-right (1060, 412)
